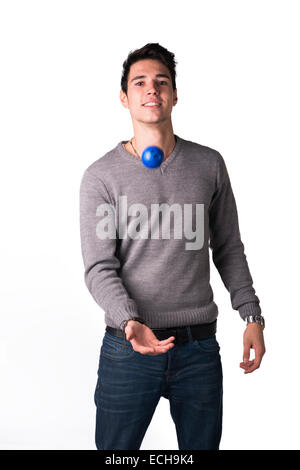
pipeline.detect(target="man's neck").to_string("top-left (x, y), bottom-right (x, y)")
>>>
top-left (124, 129), bottom-right (177, 162)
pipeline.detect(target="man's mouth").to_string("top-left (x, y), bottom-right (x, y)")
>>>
top-left (143, 101), bottom-right (162, 108)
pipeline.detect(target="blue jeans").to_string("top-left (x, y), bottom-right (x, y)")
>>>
top-left (94, 328), bottom-right (223, 450)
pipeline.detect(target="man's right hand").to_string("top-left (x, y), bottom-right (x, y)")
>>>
top-left (125, 320), bottom-right (175, 356)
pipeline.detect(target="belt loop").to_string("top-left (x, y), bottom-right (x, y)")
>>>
top-left (186, 326), bottom-right (193, 342)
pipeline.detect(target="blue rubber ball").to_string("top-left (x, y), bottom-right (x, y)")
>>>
top-left (141, 146), bottom-right (164, 168)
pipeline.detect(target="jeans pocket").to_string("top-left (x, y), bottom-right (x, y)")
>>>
top-left (100, 333), bottom-right (135, 361)
top-left (192, 334), bottom-right (220, 354)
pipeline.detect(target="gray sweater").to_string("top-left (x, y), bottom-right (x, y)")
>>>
top-left (79, 134), bottom-right (262, 330)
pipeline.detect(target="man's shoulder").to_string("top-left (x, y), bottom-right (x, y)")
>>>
top-left (81, 141), bottom-right (121, 179)
top-left (180, 135), bottom-right (222, 164)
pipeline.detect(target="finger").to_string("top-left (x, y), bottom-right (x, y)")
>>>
top-left (126, 331), bottom-right (134, 341)
top-left (156, 336), bottom-right (175, 346)
top-left (244, 363), bottom-right (259, 374)
top-left (135, 345), bottom-right (156, 355)
top-left (244, 354), bottom-right (263, 374)
top-left (134, 343), bottom-right (174, 355)
top-left (153, 343), bottom-right (175, 353)
top-left (240, 360), bottom-right (254, 370)
top-left (166, 335), bottom-right (176, 342)
top-left (243, 344), bottom-right (251, 364)
top-left (240, 361), bottom-right (254, 369)
top-left (145, 343), bottom-right (175, 356)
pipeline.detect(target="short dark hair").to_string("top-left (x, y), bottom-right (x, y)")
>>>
top-left (121, 43), bottom-right (177, 95)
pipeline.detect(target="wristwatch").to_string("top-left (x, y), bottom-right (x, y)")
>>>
top-left (120, 316), bottom-right (146, 332)
top-left (245, 315), bottom-right (265, 330)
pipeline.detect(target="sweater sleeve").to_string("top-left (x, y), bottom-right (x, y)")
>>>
top-left (79, 168), bottom-right (139, 328)
top-left (208, 152), bottom-right (262, 320)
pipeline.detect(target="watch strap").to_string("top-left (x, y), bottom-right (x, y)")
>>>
top-left (120, 316), bottom-right (146, 332)
top-left (245, 315), bottom-right (265, 330)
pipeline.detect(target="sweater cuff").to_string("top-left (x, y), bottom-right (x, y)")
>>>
top-left (111, 300), bottom-right (140, 330)
top-left (238, 302), bottom-right (262, 321)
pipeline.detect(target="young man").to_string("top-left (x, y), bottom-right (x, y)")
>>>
top-left (79, 43), bottom-right (266, 450)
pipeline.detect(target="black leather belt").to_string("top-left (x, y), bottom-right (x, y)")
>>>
top-left (106, 319), bottom-right (217, 345)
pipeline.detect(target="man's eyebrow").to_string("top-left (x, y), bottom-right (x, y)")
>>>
top-left (130, 74), bottom-right (170, 83)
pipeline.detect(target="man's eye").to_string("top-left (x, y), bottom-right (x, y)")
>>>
top-left (135, 81), bottom-right (167, 86)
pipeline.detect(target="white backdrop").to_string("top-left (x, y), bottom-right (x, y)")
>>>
top-left (0, 0), bottom-right (299, 450)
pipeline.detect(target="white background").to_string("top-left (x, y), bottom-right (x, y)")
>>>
top-left (0, 0), bottom-right (299, 450)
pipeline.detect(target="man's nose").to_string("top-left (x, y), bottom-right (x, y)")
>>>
top-left (147, 89), bottom-right (160, 97)
top-left (147, 82), bottom-right (160, 94)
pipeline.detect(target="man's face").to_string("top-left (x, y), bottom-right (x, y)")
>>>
top-left (120, 59), bottom-right (178, 125)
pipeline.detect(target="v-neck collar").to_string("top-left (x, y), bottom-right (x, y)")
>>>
top-left (117, 134), bottom-right (183, 174)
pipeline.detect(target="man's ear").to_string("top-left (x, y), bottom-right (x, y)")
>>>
top-left (173, 89), bottom-right (178, 106)
top-left (120, 89), bottom-right (129, 109)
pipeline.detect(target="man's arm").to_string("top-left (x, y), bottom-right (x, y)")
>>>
top-left (208, 152), bottom-right (265, 372)
top-left (79, 168), bottom-right (175, 354)
top-left (209, 152), bottom-right (261, 319)
top-left (79, 168), bottom-right (139, 329)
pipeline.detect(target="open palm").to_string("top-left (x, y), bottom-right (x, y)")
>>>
top-left (125, 322), bottom-right (175, 356)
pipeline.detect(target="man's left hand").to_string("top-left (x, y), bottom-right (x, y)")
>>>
top-left (240, 323), bottom-right (266, 374)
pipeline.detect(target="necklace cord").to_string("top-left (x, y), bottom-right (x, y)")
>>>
top-left (130, 139), bottom-right (140, 159)
top-left (129, 135), bottom-right (177, 161)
